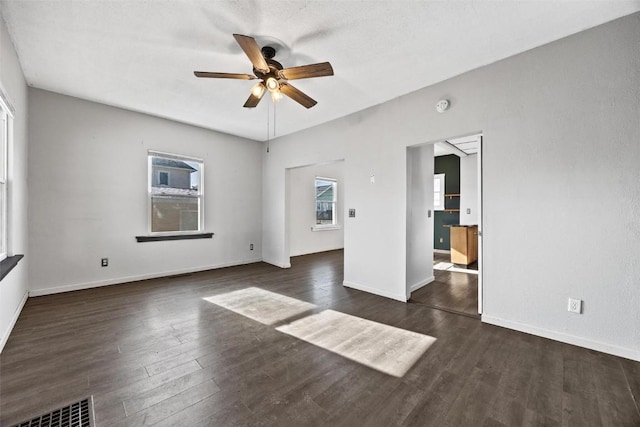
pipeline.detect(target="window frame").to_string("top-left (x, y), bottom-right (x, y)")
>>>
top-left (147, 150), bottom-right (204, 236)
top-left (313, 176), bottom-right (339, 230)
top-left (0, 89), bottom-right (13, 262)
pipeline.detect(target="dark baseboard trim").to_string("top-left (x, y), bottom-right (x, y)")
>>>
top-left (136, 233), bottom-right (214, 243)
top-left (0, 254), bottom-right (24, 282)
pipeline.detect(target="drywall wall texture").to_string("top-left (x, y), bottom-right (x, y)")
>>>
top-left (263, 13), bottom-right (640, 360)
top-left (0, 16), bottom-right (28, 351)
top-left (459, 154), bottom-right (478, 225)
top-left (288, 160), bottom-right (344, 257)
top-left (406, 143), bottom-right (434, 295)
top-left (28, 89), bottom-right (263, 294)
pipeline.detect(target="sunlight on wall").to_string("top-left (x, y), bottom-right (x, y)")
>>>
top-left (203, 287), bottom-right (316, 325)
top-left (276, 309), bottom-right (436, 377)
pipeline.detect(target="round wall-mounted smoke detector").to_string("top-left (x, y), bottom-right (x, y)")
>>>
top-left (436, 99), bottom-right (450, 113)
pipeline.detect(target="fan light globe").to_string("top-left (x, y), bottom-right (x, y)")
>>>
top-left (251, 83), bottom-right (265, 97)
top-left (266, 77), bottom-right (279, 92)
top-left (270, 90), bottom-right (283, 102)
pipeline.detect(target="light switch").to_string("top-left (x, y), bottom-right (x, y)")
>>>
top-left (467, 208), bottom-right (471, 214)
top-left (349, 209), bottom-right (356, 218)
top-left (428, 210), bottom-right (432, 218)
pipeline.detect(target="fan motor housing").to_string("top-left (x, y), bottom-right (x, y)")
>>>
top-left (261, 45), bottom-right (276, 59)
top-left (254, 56), bottom-right (283, 80)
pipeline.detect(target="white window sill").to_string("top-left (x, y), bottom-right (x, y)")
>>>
top-left (311, 225), bottom-right (342, 232)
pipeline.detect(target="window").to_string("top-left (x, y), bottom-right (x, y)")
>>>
top-left (315, 177), bottom-right (337, 226)
top-left (148, 151), bottom-right (203, 234)
top-left (434, 174), bottom-right (445, 211)
top-left (0, 97), bottom-right (11, 262)
top-left (158, 171), bottom-right (169, 186)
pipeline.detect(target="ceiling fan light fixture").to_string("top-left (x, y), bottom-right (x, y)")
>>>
top-left (270, 90), bottom-right (283, 102)
top-left (251, 82), bottom-right (265, 97)
top-left (266, 77), bottom-right (279, 92)
top-left (194, 34), bottom-right (333, 109)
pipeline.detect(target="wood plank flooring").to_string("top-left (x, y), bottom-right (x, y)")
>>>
top-left (410, 252), bottom-right (479, 317)
top-left (1, 250), bottom-right (639, 426)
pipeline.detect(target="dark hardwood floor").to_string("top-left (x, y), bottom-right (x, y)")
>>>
top-left (410, 252), bottom-right (479, 318)
top-left (1, 250), bottom-right (639, 426)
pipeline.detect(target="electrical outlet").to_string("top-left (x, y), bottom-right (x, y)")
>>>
top-left (439, 237), bottom-right (443, 243)
top-left (250, 243), bottom-right (254, 251)
top-left (568, 298), bottom-right (582, 314)
top-left (467, 208), bottom-right (471, 214)
top-left (101, 258), bottom-right (108, 267)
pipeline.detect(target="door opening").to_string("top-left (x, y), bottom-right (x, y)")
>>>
top-left (407, 133), bottom-right (483, 318)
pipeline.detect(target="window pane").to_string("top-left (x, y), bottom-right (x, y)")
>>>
top-left (315, 177), bottom-right (337, 225)
top-left (0, 183), bottom-right (5, 258)
top-left (151, 196), bottom-right (199, 232)
top-left (150, 153), bottom-right (202, 233)
top-left (159, 171), bottom-right (169, 186)
top-left (434, 174), bottom-right (445, 211)
top-left (316, 201), bottom-right (334, 224)
top-left (0, 112), bottom-right (6, 180)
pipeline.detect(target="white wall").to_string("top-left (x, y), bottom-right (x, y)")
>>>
top-left (459, 154), bottom-right (478, 225)
top-left (28, 89), bottom-right (263, 295)
top-left (263, 13), bottom-right (640, 360)
top-left (0, 15), bottom-right (29, 351)
top-left (406, 144), bottom-right (434, 295)
top-left (288, 160), bottom-right (344, 257)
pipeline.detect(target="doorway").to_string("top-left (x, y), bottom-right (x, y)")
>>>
top-left (407, 134), bottom-right (483, 318)
top-left (285, 159), bottom-right (345, 268)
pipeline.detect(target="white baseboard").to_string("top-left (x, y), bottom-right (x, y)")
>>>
top-left (409, 276), bottom-right (435, 293)
top-left (434, 249), bottom-right (451, 254)
top-left (28, 258), bottom-right (264, 297)
top-left (263, 258), bottom-right (291, 269)
top-left (482, 315), bottom-right (640, 362)
top-left (0, 290), bottom-right (28, 353)
top-left (290, 247), bottom-right (345, 257)
top-left (343, 280), bottom-right (407, 303)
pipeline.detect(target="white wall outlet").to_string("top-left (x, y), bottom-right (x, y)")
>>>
top-left (568, 298), bottom-right (582, 314)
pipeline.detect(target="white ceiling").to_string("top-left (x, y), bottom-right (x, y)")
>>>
top-left (435, 134), bottom-right (480, 157)
top-left (1, 1), bottom-right (638, 141)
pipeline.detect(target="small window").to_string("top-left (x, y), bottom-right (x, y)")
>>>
top-left (434, 174), bottom-right (445, 211)
top-left (148, 151), bottom-right (203, 234)
top-left (315, 177), bottom-right (337, 226)
top-left (158, 171), bottom-right (169, 186)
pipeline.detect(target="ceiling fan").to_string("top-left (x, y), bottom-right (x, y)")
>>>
top-left (194, 34), bottom-right (334, 109)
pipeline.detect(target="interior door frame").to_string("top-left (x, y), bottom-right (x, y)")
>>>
top-left (477, 135), bottom-right (483, 315)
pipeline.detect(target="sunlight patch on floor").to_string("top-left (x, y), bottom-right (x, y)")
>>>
top-left (203, 287), bottom-right (316, 325)
top-left (434, 262), bottom-right (478, 275)
top-left (276, 309), bottom-right (436, 377)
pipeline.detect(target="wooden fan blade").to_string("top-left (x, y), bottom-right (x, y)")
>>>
top-left (280, 62), bottom-right (334, 80)
top-left (194, 71), bottom-right (257, 80)
top-left (243, 84), bottom-right (266, 108)
top-left (280, 83), bottom-right (317, 109)
top-left (233, 34), bottom-right (269, 74)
